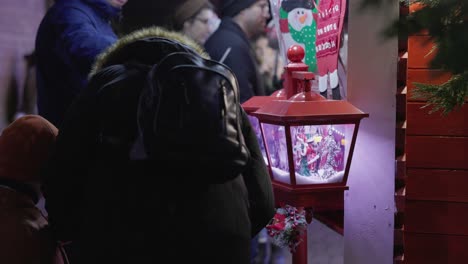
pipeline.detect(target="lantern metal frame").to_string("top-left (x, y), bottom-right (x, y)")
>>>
top-left (244, 45), bottom-right (369, 210)
top-left (251, 99), bottom-right (368, 209)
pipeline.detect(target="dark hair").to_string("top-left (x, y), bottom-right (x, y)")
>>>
top-left (173, 1), bottom-right (214, 31)
top-left (221, 0), bottom-right (257, 18)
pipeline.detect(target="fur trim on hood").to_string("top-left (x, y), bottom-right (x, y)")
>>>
top-left (90, 26), bottom-right (209, 78)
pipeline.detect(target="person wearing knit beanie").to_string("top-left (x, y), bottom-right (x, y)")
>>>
top-left (205, 0), bottom-right (270, 103)
top-left (221, 0), bottom-right (258, 17)
top-left (0, 115), bottom-right (58, 184)
top-left (173, 0), bottom-right (220, 44)
top-left (0, 115), bottom-right (64, 264)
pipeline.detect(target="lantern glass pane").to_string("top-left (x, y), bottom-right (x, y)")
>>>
top-left (262, 123), bottom-right (291, 184)
top-left (247, 115), bottom-right (268, 165)
top-left (290, 124), bottom-right (355, 184)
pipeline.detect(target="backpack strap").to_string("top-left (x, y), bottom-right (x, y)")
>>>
top-left (137, 51), bottom-right (250, 183)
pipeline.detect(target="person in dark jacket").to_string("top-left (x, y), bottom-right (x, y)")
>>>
top-left (43, 25), bottom-right (274, 264)
top-left (35, 0), bottom-right (127, 127)
top-left (204, 0), bottom-right (271, 103)
top-left (204, 1), bottom-right (274, 262)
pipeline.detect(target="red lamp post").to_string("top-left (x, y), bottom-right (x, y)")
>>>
top-left (244, 45), bottom-right (369, 264)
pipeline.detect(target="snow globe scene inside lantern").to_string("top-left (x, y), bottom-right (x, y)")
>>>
top-left (262, 123), bottom-right (354, 185)
top-left (251, 42), bottom-right (368, 188)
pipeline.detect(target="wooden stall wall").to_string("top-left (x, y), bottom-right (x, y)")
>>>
top-left (404, 3), bottom-right (468, 264)
top-left (394, 3), bottom-right (408, 263)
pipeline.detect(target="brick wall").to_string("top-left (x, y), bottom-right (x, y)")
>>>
top-left (0, 0), bottom-right (47, 131)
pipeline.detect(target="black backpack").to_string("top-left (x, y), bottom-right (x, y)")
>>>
top-left (44, 39), bottom-right (254, 244)
top-left (133, 51), bottom-right (251, 183)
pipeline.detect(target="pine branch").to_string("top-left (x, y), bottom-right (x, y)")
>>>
top-left (379, 0), bottom-right (468, 114)
top-left (412, 71), bottom-right (468, 115)
top-left (362, 0), bottom-right (467, 114)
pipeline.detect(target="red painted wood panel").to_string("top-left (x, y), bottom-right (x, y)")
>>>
top-left (394, 228), bottom-right (404, 247)
top-left (396, 86), bottom-right (407, 121)
top-left (396, 125), bottom-right (405, 153)
top-left (395, 187), bottom-right (405, 212)
top-left (396, 155), bottom-right (406, 180)
top-left (407, 103), bottom-right (468, 136)
top-left (406, 69), bottom-right (452, 102)
top-left (398, 4), bottom-right (409, 51)
top-left (404, 3), bottom-right (468, 263)
top-left (394, 255), bottom-right (404, 264)
top-left (399, 37), bottom-right (408, 52)
top-left (398, 52), bottom-right (407, 82)
top-left (408, 36), bottom-right (436, 69)
top-left (405, 232), bottom-right (468, 264)
top-left (406, 136), bottom-right (468, 169)
top-left (405, 200), bottom-right (468, 235)
top-left (407, 169), bottom-right (468, 202)
top-left (408, 3), bottom-right (429, 36)
top-left (409, 3), bottom-right (424, 15)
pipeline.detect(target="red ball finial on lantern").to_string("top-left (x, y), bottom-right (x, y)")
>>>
top-left (287, 45), bottom-right (305, 63)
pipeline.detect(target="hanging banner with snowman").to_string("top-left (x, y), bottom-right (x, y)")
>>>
top-left (270, 0), bottom-right (347, 99)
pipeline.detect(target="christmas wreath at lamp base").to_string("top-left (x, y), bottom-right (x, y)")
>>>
top-left (266, 204), bottom-right (309, 253)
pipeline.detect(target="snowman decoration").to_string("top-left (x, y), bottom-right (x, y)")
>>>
top-left (279, 0), bottom-right (319, 73)
top-left (315, 0), bottom-right (346, 99)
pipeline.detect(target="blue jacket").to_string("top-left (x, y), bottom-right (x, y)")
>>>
top-left (204, 17), bottom-right (265, 103)
top-left (35, 0), bottom-right (120, 126)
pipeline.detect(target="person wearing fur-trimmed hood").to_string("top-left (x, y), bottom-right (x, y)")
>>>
top-left (42, 11), bottom-right (275, 264)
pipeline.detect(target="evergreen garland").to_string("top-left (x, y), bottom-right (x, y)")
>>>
top-left (413, 71), bottom-right (468, 114)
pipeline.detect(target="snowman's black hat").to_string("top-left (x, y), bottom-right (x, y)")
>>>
top-left (281, 0), bottom-right (314, 12)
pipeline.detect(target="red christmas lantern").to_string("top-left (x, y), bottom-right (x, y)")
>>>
top-left (243, 45), bottom-right (369, 263)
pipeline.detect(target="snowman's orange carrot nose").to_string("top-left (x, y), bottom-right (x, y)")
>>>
top-left (299, 14), bottom-right (307, 24)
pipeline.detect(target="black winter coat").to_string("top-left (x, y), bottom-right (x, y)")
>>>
top-left (43, 27), bottom-right (275, 264)
top-left (205, 17), bottom-right (266, 103)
